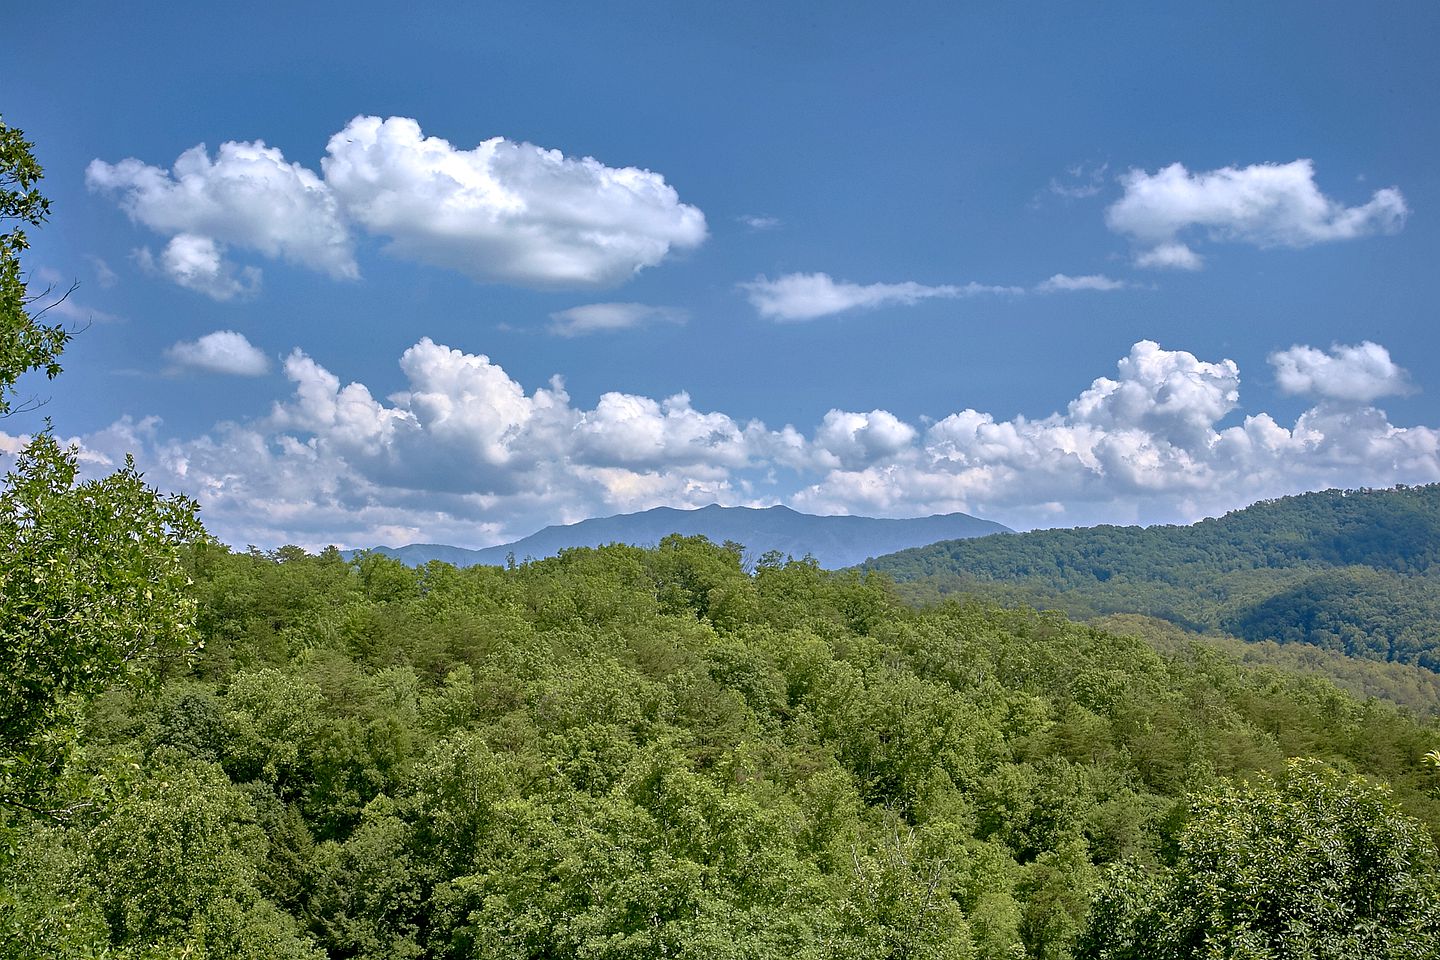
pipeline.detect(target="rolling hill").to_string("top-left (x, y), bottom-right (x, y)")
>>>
top-left (864, 484), bottom-right (1440, 671)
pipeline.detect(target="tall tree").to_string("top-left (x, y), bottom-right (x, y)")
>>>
top-left (0, 117), bottom-right (204, 816)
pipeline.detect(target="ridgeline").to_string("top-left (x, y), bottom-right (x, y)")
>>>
top-left (865, 485), bottom-right (1440, 673)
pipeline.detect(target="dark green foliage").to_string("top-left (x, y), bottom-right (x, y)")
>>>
top-left (1226, 567), bottom-right (1440, 669)
top-left (867, 485), bottom-right (1440, 677)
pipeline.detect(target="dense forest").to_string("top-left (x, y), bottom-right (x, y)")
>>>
top-left (865, 486), bottom-right (1440, 671)
top-left (6, 538), bottom-right (1440, 958)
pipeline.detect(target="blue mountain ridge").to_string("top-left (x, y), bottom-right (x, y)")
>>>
top-left (347, 503), bottom-right (1010, 570)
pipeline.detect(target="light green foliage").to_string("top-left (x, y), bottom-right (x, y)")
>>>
top-left (1077, 759), bottom-right (1440, 958)
top-left (0, 433), bottom-right (203, 808)
top-left (1, 758), bottom-right (322, 959)
top-left (432, 746), bottom-right (849, 960)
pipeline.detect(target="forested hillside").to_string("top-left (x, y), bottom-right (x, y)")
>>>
top-left (866, 485), bottom-right (1440, 670)
top-left (7, 538), bottom-right (1440, 958)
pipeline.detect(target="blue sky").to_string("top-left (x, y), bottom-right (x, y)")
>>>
top-left (4, 1), bottom-right (1439, 549)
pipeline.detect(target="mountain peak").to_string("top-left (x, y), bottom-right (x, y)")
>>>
top-left (354, 505), bottom-right (1009, 570)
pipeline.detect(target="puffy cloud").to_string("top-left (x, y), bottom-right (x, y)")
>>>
top-left (814, 409), bottom-right (917, 470)
top-left (322, 116), bottom-right (706, 287)
top-left (136, 235), bottom-right (261, 301)
top-left (742, 272), bottom-right (1024, 321)
top-left (574, 392), bottom-right (752, 469)
top-left (794, 341), bottom-right (1437, 527)
top-left (1067, 340), bottom-right (1240, 450)
top-left (270, 349), bottom-right (420, 459)
top-left (1107, 160), bottom-right (1408, 268)
top-left (164, 330), bottom-right (270, 376)
top-left (1270, 341), bottom-right (1411, 403)
top-left (547, 302), bottom-right (685, 337)
top-left (89, 116), bottom-right (706, 299)
top-left (1035, 273), bottom-right (1127, 293)
top-left (87, 140), bottom-right (357, 289)
top-left (25, 338), bottom-right (1440, 551)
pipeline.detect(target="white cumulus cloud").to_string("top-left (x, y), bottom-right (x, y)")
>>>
top-left (136, 235), bottom-right (262, 301)
top-left (20, 337), bottom-right (1439, 550)
top-left (165, 330), bottom-right (270, 376)
top-left (87, 140), bottom-right (357, 290)
top-left (322, 116), bottom-right (706, 288)
top-left (1107, 160), bottom-right (1408, 269)
top-left (573, 392), bottom-right (752, 469)
top-left (1270, 341), bottom-right (1412, 403)
top-left (813, 409), bottom-right (918, 470)
top-left (794, 341), bottom-right (1438, 527)
top-left (89, 116), bottom-right (706, 299)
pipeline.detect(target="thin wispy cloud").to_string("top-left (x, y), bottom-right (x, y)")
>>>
top-left (742, 271), bottom-right (1128, 320)
top-left (741, 272), bottom-right (1025, 321)
top-left (26, 267), bottom-right (122, 324)
top-left (87, 256), bottom-right (118, 289)
top-left (1035, 273), bottom-right (1127, 293)
top-left (1046, 162), bottom-right (1109, 200)
top-left (548, 302), bottom-right (687, 337)
top-left (737, 214), bottom-right (782, 231)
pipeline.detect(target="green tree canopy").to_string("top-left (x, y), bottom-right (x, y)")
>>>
top-left (1077, 759), bottom-right (1440, 959)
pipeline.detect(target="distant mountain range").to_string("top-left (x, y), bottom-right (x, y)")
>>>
top-left (350, 504), bottom-right (1010, 570)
